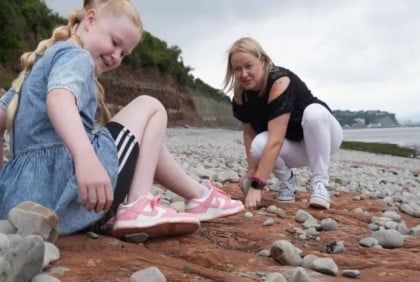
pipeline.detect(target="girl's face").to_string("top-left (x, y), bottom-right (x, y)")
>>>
top-left (230, 51), bottom-right (265, 91)
top-left (82, 9), bottom-right (141, 75)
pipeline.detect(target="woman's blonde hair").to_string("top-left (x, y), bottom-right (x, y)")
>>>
top-left (6, 0), bottom-right (142, 132)
top-left (222, 37), bottom-right (273, 104)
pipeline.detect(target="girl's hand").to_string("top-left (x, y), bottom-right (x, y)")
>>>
top-left (75, 153), bottom-right (114, 213)
top-left (244, 188), bottom-right (261, 209)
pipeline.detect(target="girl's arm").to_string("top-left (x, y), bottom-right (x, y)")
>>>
top-left (47, 89), bottom-right (113, 212)
top-left (0, 108), bottom-right (5, 169)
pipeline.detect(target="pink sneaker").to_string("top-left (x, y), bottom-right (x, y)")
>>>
top-left (185, 180), bottom-right (245, 221)
top-left (112, 193), bottom-right (200, 238)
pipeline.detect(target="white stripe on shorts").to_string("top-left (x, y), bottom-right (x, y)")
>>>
top-left (115, 128), bottom-right (138, 173)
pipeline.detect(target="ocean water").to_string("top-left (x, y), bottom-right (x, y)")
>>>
top-left (343, 127), bottom-right (420, 149)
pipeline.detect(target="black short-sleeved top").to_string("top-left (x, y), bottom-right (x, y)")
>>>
top-left (232, 65), bottom-right (331, 141)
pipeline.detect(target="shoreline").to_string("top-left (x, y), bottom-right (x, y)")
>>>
top-left (165, 126), bottom-right (420, 175)
top-left (168, 126), bottom-right (420, 159)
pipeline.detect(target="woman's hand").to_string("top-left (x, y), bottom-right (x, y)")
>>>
top-left (244, 188), bottom-right (262, 209)
top-left (239, 169), bottom-right (255, 190)
top-left (75, 152), bottom-right (114, 213)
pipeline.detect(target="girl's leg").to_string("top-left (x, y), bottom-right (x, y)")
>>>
top-left (110, 96), bottom-right (201, 238)
top-left (153, 140), bottom-right (244, 222)
top-left (110, 94), bottom-right (233, 200)
top-left (110, 96), bottom-right (243, 234)
top-left (153, 144), bottom-right (205, 199)
top-left (110, 96), bottom-right (167, 203)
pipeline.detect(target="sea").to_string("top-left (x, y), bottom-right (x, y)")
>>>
top-left (343, 127), bottom-right (420, 150)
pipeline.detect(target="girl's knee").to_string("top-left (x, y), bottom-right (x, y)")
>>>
top-left (133, 96), bottom-right (167, 118)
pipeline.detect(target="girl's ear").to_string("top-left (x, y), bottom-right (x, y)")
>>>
top-left (83, 8), bottom-right (97, 31)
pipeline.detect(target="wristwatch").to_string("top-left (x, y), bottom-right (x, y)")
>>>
top-left (250, 177), bottom-right (266, 190)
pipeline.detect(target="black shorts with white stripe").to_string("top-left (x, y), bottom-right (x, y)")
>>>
top-left (105, 121), bottom-right (139, 214)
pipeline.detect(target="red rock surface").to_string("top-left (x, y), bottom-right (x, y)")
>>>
top-left (49, 183), bottom-right (420, 282)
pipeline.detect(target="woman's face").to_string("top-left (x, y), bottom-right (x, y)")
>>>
top-left (230, 51), bottom-right (265, 91)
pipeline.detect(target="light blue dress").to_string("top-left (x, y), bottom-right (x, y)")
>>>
top-left (0, 41), bottom-right (118, 235)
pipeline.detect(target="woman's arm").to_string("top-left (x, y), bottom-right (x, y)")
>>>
top-left (253, 76), bottom-right (291, 181)
top-left (47, 89), bottom-right (113, 212)
top-left (244, 77), bottom-right (291, 209)
top-left (253, 113), bottom-right (289, 180)
top-left (242, 123), bottom-right (257, 174)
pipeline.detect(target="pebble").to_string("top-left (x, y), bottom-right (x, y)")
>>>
top-left (359, 237), bottom-right (379, 247)
top-left (270, 240), bottom-right (302, 266)
top-left (130, 266), bottom-right (167, 282)
top-left (342, 269), bottom-right (361, 279)
top-left (291, 267), bottom-right (313, 282)
top-left (86, 231), bottom-right (99, 239)
top-left (263, 218), bottom-right (274, 227)
top-left (312, 257), bottom-right (339, 276)
top-left (257, 249), bottom-right (271, 257)
top-left (326, 241), bottom-right (346, 254)
top-left (295, 210), bottom-right (313, 223)
top-left (371, 229), bottom-right (404, 248)
top-left (244, 212), bottom-right (254, 219)
top-left (124, 232), bottom-right (149, 244)
top-left (266, 272), bottom-right (288, 282)
top-left (320, 218), bottom-right (338, 231)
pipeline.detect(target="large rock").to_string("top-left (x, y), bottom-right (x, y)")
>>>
top-left (0, 234), bottom-right (45, 282)
top-left (270, 240), bottom-right (302, 266)
top-left (8, 201), bottom-right (59, 243)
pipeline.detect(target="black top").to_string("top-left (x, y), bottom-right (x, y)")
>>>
top-left (232, 65), bottom-right (331, 141)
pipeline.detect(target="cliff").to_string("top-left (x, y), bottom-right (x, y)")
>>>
top-left (333, 110), bottom-right (400, 128)
top-left (100, 67), bottom-right (239, 129)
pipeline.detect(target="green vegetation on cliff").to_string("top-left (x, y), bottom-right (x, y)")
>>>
top-left (0, 0), bottom-right (65, 66)
top-left (0, 0), bottom-right (222, 96)
top-left (0, 0), bottom-right (238, 128)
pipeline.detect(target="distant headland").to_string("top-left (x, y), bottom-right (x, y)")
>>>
top-left (333, 110), bottom-right (401, 128)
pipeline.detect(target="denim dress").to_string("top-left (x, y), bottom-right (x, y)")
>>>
top-left (0, 41), bottom-right (118, 235)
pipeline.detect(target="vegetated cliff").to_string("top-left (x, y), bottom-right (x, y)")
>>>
top-left (100, 66), bottom-right (239, 129)
top-left (0, 64), bottom-right (239, 129)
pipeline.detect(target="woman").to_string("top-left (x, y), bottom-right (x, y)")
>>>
top-left (223, 37), bottom-right (343, 210)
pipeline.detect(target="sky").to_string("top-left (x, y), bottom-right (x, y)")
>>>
top-left (43, 0), bottom-right (420, 123)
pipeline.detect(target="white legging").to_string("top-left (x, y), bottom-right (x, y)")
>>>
top-left (250, 103), bottom-right (343, 186)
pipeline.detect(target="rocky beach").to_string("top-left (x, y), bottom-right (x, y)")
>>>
top-left (1, 127), bottom-right (420, 281)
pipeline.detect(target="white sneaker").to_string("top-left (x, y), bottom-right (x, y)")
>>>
top-left (309, 182), bottom-right (330, 209)
top-left (277, 171), bottom-right (295, 202)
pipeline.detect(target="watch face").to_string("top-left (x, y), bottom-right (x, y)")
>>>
top-left (251, 180), bottom-right (263, 190)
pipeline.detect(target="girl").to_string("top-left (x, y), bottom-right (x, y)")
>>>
top-left (0, 0), bottom-right (243, 238)
top-left (223, 37), bottom-right (343, 210)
